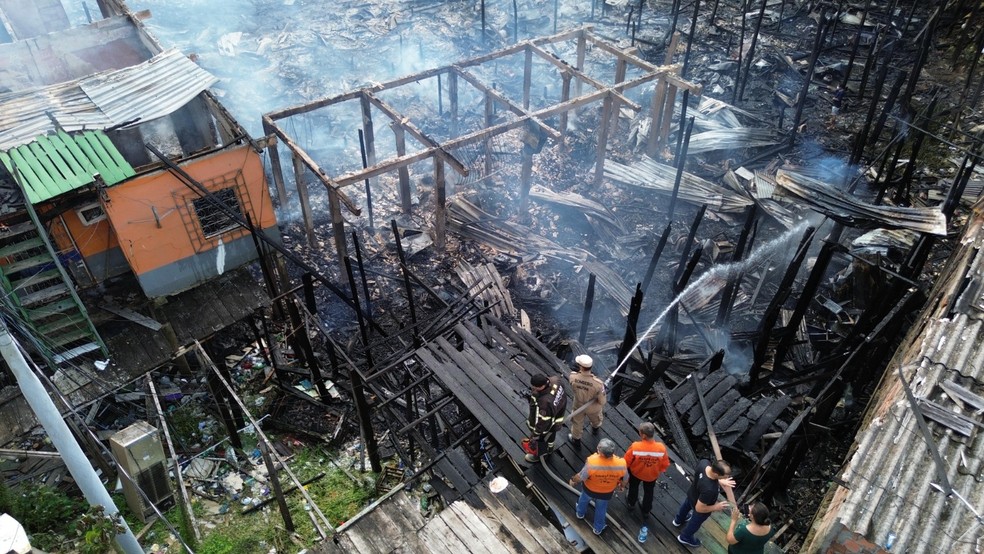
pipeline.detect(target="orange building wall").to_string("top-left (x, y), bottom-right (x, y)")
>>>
top-left (102, 144), bottom-right (277, 277)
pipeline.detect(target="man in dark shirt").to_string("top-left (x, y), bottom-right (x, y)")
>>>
top-left (525, 373), bottom-right (567, 463)
top-left (673, 459), bottom-right (735, 548)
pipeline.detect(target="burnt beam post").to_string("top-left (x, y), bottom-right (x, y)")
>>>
top-left (611, 284), bottom-right (644, 406)
top-left (750, 226), bottom-right (815, 385)
top-left (290, 153), bottom-right (317, 247)
top-left (788, 12), bottom-right (831, 147)
top-left (716, 206), bottom-right (757, 326)
top-left (434, 157), bottom-right (447, 248)
top-left (392, 125), bottom-right (413, 214)
top-left (261, 122), bottom-right (289, 205)
top-left (327, 188), bottom-right (349, 281)
top-left (666, 117), bottom-right (695, 221)
top-left (343, 256), bottom-right (383, 473)
top-left (641, 223), bottom-right (672, 293)
top-left (772, 241), bottom-right (836, 367)
top-left (593, 93), bottom-right (615, 186)
top-left (579, 273), bottom-right (596, 345)
top-left (392, 219), bottom-right (421, 348)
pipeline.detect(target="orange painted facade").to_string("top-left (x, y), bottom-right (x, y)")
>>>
top-left (46, 144), bottom-right (279, 297)
top-left (102, 144), bottom-right (276, 276)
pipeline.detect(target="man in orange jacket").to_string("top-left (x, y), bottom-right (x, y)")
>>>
top-left (569, 438), bottom-right (628, 536)
top-left (624, 422), bottom-right (670, 517)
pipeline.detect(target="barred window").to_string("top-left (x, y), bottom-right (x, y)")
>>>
top-left (192, 188), bottom-right (241, 237)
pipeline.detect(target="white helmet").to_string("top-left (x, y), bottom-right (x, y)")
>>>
top-left (575, 354), bottom-right (593, 369)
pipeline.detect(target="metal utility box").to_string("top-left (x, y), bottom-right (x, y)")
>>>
top-left (109, 421), bottom-right (174, 521)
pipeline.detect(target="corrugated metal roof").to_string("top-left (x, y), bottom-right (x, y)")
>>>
top-left (0, 48), bottom-right (217, 151)
top-left (809, 205), bottom-right (984, 553)
top-left (0, 130), bottom-right (135, 203)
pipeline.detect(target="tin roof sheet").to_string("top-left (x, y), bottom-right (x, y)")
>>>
top-left (0, 130), bottom-right (135, 203)
top-left (810, 202), bottom-right (984, 553)
top-left (0, 49), bottom-right (217, 151)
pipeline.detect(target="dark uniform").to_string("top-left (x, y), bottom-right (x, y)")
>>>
top-left (527, 375), bottom-right (567, 458)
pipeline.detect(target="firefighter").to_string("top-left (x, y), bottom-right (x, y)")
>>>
top-left (569, 438), bottom-right (628, 536)
top-left (568, 354), bottom-right (606, 448)
top-left (525, 373), bottom-right (567, 463)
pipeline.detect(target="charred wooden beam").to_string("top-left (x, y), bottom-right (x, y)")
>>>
top-left (716, 206), bottom-right (756, 326)
top-left (642, 223), bottom-right (672, 294)
top-left (260, 126), bottom-right (288, 205)
top-left (750, 226), bottom-right (815, 384)
top-left (611, 284), bottom-right (644, 405)
top-left (579, 273), bottom-right (596, 344)
top-left (291, 152), bottom-right (317, 247)
top-left (772, 241), bottom-right (836, 370)
top-left (260, 116), bottom-right (360, 214)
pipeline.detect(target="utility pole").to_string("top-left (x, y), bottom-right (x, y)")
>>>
top-left (0, 321), bottom-right (142, 554)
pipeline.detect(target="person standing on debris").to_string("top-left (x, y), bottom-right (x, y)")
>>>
top-left (727, 502), bottom-right (776, 554)
top-left (568, 354), bottom-right (606, 448)
top-left (569, 438), bottom-right (628, 536)
top-left (525, 373), bottom-right (567, 463)
top-left (831, 85), bottom-right (845, 116)
top-left (624, 422), bottom-right (670, 517)
top-left (673, 458), bottom-right (736, 548)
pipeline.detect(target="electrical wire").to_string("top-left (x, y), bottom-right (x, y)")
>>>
top-left (2, 315), bottom-right (195, 553)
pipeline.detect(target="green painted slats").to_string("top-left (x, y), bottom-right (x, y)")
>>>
top-left (0, 131), bottom-right (136, 204)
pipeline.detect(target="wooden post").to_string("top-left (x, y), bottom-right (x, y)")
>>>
top-left (360, 93), bottom-right (377, 171)
top-left (788, 13), bottom-right (830, 147)
top-left (610, 57), bottom-right (628, 132)
top-left (673, 89), bottom-right (691, 166)
top-left (575, 31), bottom-right (587, 98)
top-left (648, 33), bottom-right (680, 157)
top-left (657, 83), bottom-right (678, 153)
top-left (197, 344), bottom-right (334, 532)
top-left (147, 376), bottom-right (201, 541)
top-left (393, 125), bottom-right (412, 214)
top-left (641, 223), bottom-right (672, 293)
top-left (773, 242), bottom-right (835, 366)
top-left (673, 204), bottom-right (706, 286)
top-left (520, 132), bottom-right (534, 219)
top-left (840, 0), bottom-right (873, 88)
top-left (261, 121), bottom-right (289, 206)
top-left (449, 71), bottom-right (459, 137)
top-left (716, 205), bottom-right (756, 326)
top-left (750, 227), bottom-right (815, 384)
top-left (666, 117), bottom-right (694, 221)
top-left (736, 0), bottom-right (767, 102)
top-left (205, 369), bottom-right (242, 449)
top-left (484, 91), bottom-right (494, 176)
top-left (611, 284), bottom-right (644, 405)
top-left (342, 257), bottom-right (383, 473)
top-left (328, 188), bottom-right (348, 278)
top-left (291, 153), bottom-right (317, 247)
top-left (682, 0), bottom-right (701, 78)
top-left (559, 72), bottom-right (572, 137)
top-left (434, 157), bottom-right (447, 249)
top-left (578, 273), bottom-right (596, 344)
top-left (523, 47), bottom-right (533, 110)
top-left (391, 220), bottom-right (420, 347)
top-left (594, 93), bottom-right (614, 186)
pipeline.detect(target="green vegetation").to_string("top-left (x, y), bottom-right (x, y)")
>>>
top-left (192, 446), bottom-right (377, 552)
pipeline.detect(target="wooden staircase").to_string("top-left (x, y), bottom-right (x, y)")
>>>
top-left (0, 210), bottom-right (106, 367)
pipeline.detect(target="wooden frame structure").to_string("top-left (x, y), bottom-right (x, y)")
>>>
top-left (262, 27), bottom-right (700, 259)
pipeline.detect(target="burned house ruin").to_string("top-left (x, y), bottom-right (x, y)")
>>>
top-left (2, 0), bottom-right (984, 552)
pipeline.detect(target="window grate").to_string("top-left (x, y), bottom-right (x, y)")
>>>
top-left (192, 187), bottom-right (241, 238)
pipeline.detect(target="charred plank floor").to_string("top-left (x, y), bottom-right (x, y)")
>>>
top-left (419, 316), bottom-right (732, 553)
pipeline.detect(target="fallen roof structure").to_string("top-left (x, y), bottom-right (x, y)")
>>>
top-left (805, 196), bottom-right (984, 552)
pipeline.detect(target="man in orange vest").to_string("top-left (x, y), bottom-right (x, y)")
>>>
top-left (624, 422), bottom-right (670, 518)
top-left (568, 438), bottom-right (627, 536)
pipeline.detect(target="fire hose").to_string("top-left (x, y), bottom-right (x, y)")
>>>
top-left (536, 456), bottom-right (648, 553)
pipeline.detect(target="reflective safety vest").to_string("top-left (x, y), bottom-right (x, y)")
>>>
top-left (584, 453), bottom-right (627, 494)
top-left (624, 439), bottom-right (669, 482)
